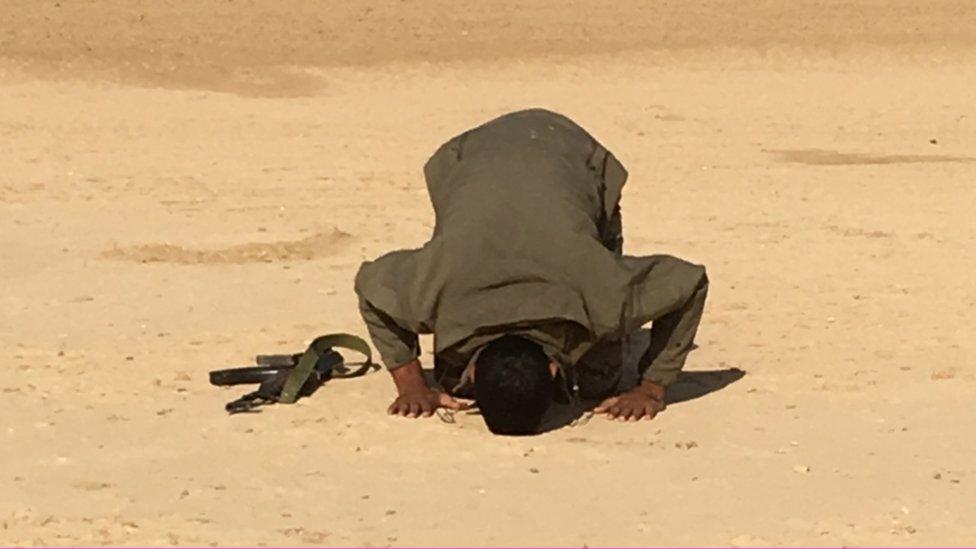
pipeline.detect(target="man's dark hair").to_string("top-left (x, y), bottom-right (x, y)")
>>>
top-left (474, 335), bottom-right (553, 435)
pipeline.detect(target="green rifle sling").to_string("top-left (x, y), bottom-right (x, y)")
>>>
top-left (278, 333), bottom-right (373, 404)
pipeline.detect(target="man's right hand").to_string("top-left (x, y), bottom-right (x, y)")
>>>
top-left (388, 389), bottom-right (463, 418)
top-left (387, 358), bottom-right (465, 418)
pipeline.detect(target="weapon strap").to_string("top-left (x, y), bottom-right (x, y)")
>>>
top-left (277, 333), bottom-right (373, 404)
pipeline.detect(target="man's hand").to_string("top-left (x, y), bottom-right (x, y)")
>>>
top-left (388, 388), bottom-right (463, 418)
top-left (594, 379), bottom-right (666, 421)
top-left (387, 358), bottom-right (464, 418)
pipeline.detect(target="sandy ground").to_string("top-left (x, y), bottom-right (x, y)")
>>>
top-left (2, 1), bottom-right (976, 546)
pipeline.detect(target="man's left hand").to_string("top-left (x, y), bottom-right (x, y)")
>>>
top-left (594, 379), bottom-right (666, 421)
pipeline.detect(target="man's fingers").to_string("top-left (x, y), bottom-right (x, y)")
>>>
top-left (635, 405), bottom-right (650, 421)
top-left (620, 406), bottom-right (633, 421)
top-left (597, 397), bottom-right (664, 423)
top-left (620, 404), bottom-right (643, 422)
top-left (391, 399), bottom-right (409, 416)
top-left (390, 392), bottom-right (462, 418)
top-left (439, 393), bottom-right (463, 410)
top-left (594, 397), bottom-right (618, 413)
top-left (645, 403), bottom-right (658, 420)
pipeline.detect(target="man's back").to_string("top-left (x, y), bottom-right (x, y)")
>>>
top-left (356, 109), bottom-right (632, 359)
top-left (425, 109), bottom-right (622, 248)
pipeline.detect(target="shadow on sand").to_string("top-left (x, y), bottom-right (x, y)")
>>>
top-left (537, 367), bottom-right (746, 433)
top-left (665, 367), bottom-right (746, 405)
top-left (538, 328), bottom-right (746, 432)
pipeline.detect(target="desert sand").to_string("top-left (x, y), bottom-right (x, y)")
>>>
top-left (2, 1), bottom-right (975, 546)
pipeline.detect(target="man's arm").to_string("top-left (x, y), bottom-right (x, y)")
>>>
top-left (359, 297), bottom-right (461, 417)
top-left (636, 261), bottom-right (709, 387)
top-left (596, 255), bottom-right (709, 421)
top-left (622, 255), bottom-right (709, 385)
top-left (359, 296), bottom-right (422, 371)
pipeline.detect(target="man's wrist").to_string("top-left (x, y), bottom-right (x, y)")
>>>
top-left (389, 359), bottom-right (430, 394)
top-left (633, 378), bottom-right (666, 401)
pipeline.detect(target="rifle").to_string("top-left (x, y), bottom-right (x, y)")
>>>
top-left (208, 333), bottom-right (374, 414)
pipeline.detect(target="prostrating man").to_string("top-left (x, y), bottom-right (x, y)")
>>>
top-left (355, 109), bottom-right (708, 435)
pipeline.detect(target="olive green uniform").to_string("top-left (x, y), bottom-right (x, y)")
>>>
top-left (354, 109), bottom-right (708, 398)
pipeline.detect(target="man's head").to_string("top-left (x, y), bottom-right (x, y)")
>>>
top-left (474, 335), bottom-right (554, 435)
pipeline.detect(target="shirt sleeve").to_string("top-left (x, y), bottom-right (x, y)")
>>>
top-left (354, 249), bottom-right (433, 370)
top-left (621, 254), bottom-right (709, 386)
top-left (358, 296), bottom-right (422, 370)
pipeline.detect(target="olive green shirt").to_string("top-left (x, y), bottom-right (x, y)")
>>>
top-left (354, 109), bottom-right (707, 388)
